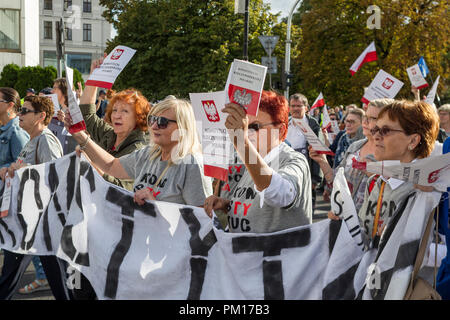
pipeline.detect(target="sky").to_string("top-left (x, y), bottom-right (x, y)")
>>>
top-left (264, 0), bottom-right (295, 19)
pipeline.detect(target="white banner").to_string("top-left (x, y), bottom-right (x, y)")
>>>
top-left (0, 154), bottom-right (441, 300)
top-left (406, 64), bottom-right (428, 90)
top-left (293, 119), bottom-right (334, 156)
top-left (190, 91), bottom-right (234, 181)
top-left (225, 59), bottom-right (267, 116)
top-left (362, 69), bottom-right (404, 104)
top-left (85, 45), bottom-right (137, 89)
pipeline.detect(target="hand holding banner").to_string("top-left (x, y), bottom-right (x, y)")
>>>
top-left (406, 64), bottom-right (428, 90)
top-left (190, 91), bottom-right (234, 181)
top-left (293, 119), bottom-right (334, 155)
top-left (85, 45), bottom-right (137, 89)
top-left (225, 59), bottom-right (267, 116)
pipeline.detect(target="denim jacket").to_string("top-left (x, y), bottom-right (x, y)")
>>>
top-left (0, 117), bottom-right (29, 168)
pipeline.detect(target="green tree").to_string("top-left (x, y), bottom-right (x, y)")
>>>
top-left (0, 64), bottom-right (20, 88)
top-left (14, 65), bottom-right (57, 97)
top-left (290, 0), bottom-right (449, 106)
top-left (99, 0), bottom-right (286, 100)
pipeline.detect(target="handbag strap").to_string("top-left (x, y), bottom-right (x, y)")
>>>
top-left (409, 207), bottom-right (437, 288)
top-left (433, 206), bottom-right (440, 289)
top-left (372, 180), bottom-right (386, 239)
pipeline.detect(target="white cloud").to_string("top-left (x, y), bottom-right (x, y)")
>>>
top-left (264, 0), bottom-right (295, 18)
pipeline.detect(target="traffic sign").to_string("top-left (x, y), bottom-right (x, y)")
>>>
top-left (261, 56), bottom-right (277, 74)
top-left (258, 35), bottom-right (279, 56)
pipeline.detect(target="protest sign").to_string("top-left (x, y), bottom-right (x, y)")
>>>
top-left (45, 93), bottom-right (60, 116)
top-left (225, 59), bottom-right (267, 116)
top-left (190, 91), bottom-right (234, 181)
top-left (425, 75), bottom-right (440, 106)
top-left (65, 63), bottom-right (86, 133)
top-left (362, 70), bottom-right (404, 104)
top-left (85, 45), bottom-right (137, 89)
top-left (293, 119), bottom-right (334, 155)
top-left (406, 64), bottom-right (428, 90)
top-left (363, 153), bottom-right (450, 191)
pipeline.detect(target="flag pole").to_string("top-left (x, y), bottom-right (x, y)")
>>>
top-left (243, 0), bottom-right (249, 61)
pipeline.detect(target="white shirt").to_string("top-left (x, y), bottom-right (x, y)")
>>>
top-left (286, 117), bottom-right (308, 150)
top-left (253, 145), bottom-right (297, 208)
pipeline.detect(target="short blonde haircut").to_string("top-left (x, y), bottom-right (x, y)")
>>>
top-left (148, 97), bottom-right (202, 164)
top-left (438, 104), bottom-right (450, 114)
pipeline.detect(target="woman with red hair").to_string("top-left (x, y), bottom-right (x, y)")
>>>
top-left (74, 58), bottom-right (151, 191)
top-left (204, 90), bottom-right (312, 233)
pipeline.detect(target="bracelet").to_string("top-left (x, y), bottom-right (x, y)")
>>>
top-left (79, 134), bottom-right (90, 150)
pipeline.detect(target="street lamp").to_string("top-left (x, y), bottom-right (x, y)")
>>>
top-left (284, 0), bottom-right (303, 99)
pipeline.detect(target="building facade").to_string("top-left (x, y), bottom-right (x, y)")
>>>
top-left (0, 0), bottom-right (40, 70)
top-left (40, 0), bottom-right (113, 79)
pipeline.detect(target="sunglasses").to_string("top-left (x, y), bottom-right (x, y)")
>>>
top-left (248, 122), bottom-right (276, 132)
top-left (19, 107), bottom-right (40, 116)
top-left (148, 115), bottom-right (177, 129)
top-left (370, 125), bottom-right (405, 137)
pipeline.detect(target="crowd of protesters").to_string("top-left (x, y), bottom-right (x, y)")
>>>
top-left (0, 56), bottom-right (448, 300)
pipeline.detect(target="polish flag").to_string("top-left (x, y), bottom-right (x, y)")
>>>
top-left (310, 92), bottom-right (325, 111)
top-left (349, 41), bottom-right (377, 76)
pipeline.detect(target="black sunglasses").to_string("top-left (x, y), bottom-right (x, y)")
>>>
top-left (148, 115), bottom-right (177, 129)
top-left (370, 125), bottom-right (405, 137)
top-left (19, 107), bottom-right (40, 116)
top-left (248, 122), bottom-right (277, 132)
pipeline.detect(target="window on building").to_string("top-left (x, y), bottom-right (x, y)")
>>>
top-left (44, 0), bottom-right (52, 10)
top-left (64, 0), bottom-right (72, 11)
top-left (44, 21), bottom-right (52, 39)
top-left (66, 53), bottom-right (92, 74)
top-left (83, 24), bottom-right (91, 41)
top-left (0, 9), bottom-right (20, 51)
top-left (83, 0), bottom-right (92, 13)
top-left (65, 26), bottom-right (72, 41)
top-left (43, 51), bottom-right (57, 69)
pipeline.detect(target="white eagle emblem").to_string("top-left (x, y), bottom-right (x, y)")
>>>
top-left (202, 100), bottom-right (220, 122)
top-left (233, 89), bottom-right (252, 106)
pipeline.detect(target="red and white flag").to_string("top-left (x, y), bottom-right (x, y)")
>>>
top-left (310, 92), bottom-right (325, 111)
top-left (349, 41), bottom-right (377, 76)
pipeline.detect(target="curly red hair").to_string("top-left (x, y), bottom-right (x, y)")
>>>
top-left (258, 90), bottom-right (289, 141)
top-left (104, 88), bottom-right (151, 131)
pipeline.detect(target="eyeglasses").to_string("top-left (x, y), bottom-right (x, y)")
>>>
top-left (148, 115), bottom-right (177, 129)
top-left (248, 122), bottom-right (276, 132)
top-left (19, 107), bottom-right (39, 116)
top-left (363, 115), bottom-right (378, 123)
top-left (345, 119), bottom-right (358, 125)
top-left (0, 99), bottom-right (9, 103)
top-left (370, 125), bottom-right (405, 137)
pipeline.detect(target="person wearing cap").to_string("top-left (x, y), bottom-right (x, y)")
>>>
top-left (20, 88), bottom-right (36, 106)
top-left (95, 89), bottom-right (108, 119)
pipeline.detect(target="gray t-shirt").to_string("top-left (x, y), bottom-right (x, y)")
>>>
top-left (226, 142), bottom-right (312, 233)
top-left (119, 146), bottom-right (213, 206)
top-left (17, 128), bottom-right (63, 165)
top-left (358, 175), bottom-right (415, 247)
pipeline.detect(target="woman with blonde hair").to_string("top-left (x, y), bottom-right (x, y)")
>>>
top-left (64, 95), bottom-right (212, 207)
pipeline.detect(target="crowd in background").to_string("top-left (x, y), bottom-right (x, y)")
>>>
top-left (0, 58), bottom-right (448, 299)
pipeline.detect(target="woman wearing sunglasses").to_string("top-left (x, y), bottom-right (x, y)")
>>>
top-left (309, 99), bottom-right (394, 212)
top-left (357, 100), bottom-right (439, 248)
top-left (0, 96), bottom-right (71, 300)
top-left (65, 95), bottom-right (212, 206)
top-left (203, 90), bottom-right (312, 233)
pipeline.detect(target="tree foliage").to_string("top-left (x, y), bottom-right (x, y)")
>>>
top-left (290, 0), bottom-right (450, 106)
top-left (0, 64), bottom-right (84, 97)
top-left (99, 0), bottom-right (295, 101)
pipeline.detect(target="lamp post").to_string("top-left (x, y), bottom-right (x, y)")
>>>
top-left (284, 0), bottom-right (302, 99)
top-left (243, 0), bottom-right (249, 61)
